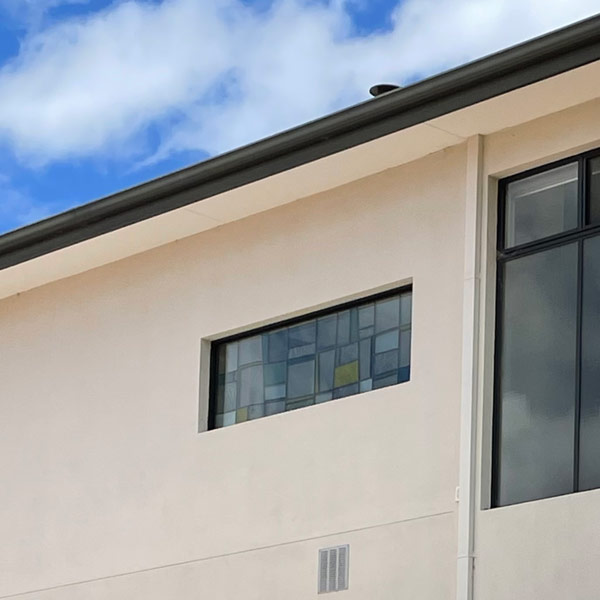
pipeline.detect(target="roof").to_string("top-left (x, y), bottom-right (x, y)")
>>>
top-left (1, 13), bottom-right (600, 276)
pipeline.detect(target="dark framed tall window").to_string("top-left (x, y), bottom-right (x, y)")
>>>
top-left (493, 148), bottom-right (600, 507)
top-left (209, 287), bottom-right (412, 429)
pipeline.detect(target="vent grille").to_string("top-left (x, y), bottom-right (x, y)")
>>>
top-left (318, 545), bottom-right (349, 593)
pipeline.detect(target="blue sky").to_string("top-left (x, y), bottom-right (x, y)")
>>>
top-left (0, 0), bottom-right (597, 234)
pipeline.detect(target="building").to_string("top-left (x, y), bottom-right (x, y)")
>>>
top-left (2, 14), bottom-right (600, 600)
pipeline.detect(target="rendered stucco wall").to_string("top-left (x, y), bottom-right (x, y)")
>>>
top-left (0, 144), bottom-right (466, 599)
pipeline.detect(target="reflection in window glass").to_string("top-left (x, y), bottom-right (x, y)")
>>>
top-left (505, 162), bottom-right (578, 248)
top-left (496, 244), bottom-right (577, 506)
top-left (588, 157), bottom-right (600, 224)
top-left (579, 235), bottom-right (600, 490)
top-left (212, 289), bottom-right (412, 428)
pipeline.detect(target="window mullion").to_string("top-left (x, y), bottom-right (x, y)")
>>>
top-left (579, 157), bottom-right (586, 228)
top-left (574, 157), bottom-right (587, 493)
top-left (574, 239), bottom-right (584, 493)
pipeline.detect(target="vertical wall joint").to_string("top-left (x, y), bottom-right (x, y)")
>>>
top-left (456, 135), bottom-right (484, 600)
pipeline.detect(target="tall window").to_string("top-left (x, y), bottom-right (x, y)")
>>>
top-left (494, 150), bottom-right (600, 507)
top-left (210, 287), bottom-right (412, 429)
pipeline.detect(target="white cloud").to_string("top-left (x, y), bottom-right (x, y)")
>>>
top-left (0, 0), bottom-right (597, 166)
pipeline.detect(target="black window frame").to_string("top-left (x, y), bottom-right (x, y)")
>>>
top-left (492, 145), bottom-right (600, 507)
top-left (208, 284), bottom-right (412, 430)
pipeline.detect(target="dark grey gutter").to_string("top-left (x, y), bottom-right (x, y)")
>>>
top-left (2, 14), bottom-right (600, 270)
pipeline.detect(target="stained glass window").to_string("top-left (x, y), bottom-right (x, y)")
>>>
top-left (211, 288), bottom-right (412, 429)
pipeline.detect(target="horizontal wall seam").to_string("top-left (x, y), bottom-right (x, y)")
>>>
top-left (424, 122), bottom-right (468, 140)
top-left (1, 510), bottom-right (454, 599)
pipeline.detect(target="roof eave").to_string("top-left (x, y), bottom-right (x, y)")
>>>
top-left (1, 13), bottom-right (600, 271)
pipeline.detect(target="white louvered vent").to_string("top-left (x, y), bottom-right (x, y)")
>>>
top-left (318, 545), bottom-right (349, 593)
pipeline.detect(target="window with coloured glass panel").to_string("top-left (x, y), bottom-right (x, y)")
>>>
top-left (209, 288), bottom-right (412, 429)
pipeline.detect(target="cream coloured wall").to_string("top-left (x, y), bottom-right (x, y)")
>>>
top-left (0, 144), bottom-right (467, 598)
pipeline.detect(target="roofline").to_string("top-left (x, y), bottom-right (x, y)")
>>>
top-left (2, 14), bottom-right (600, 271)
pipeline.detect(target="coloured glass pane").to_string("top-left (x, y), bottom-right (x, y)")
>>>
top-left (212, 289), bottom-right (412, 428)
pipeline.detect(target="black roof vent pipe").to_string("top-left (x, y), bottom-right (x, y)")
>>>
top-left (369, 84), bottom-right (400, 97)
